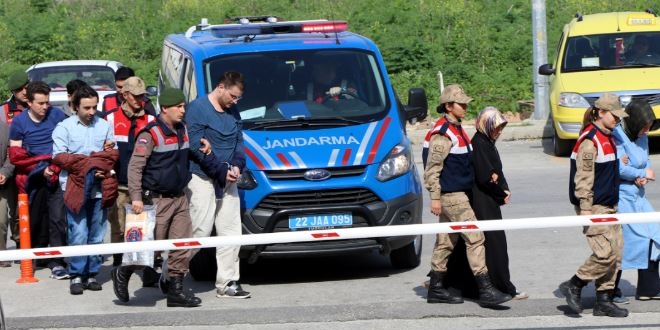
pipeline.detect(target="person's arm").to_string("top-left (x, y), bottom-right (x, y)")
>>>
top-left (127, 131), bottom-right (154, 214)
top-left (472, 135), bottom-right (508, 204)
top-left (423, 134), bottom-right (451, 216)
top-left (51, 122), bottom-right (69, 157)
top-left (8, 118), bottom-right (23, 149)
top-left (574, 139), bottom-right (596, 214)
top-left (186, 102), bottom-right (207, 163)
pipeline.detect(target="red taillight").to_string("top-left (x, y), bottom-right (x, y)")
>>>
top-left (301, 21), bottom-right (348, 33)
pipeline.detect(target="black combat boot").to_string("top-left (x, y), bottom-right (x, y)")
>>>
top-left (159, 273), bottom-right (169, 295)
top-left (142, 266), bottom-right (160, 287)
top-left (112, 253), bottom-right (123, 267)
top-left (427, 271), bottom-right (463, 304)
top-left (111, 266), bottom-right (134, 303)
top-left (559, 275), bottom-right (587, 314)
top-left (593, 291), bottom-right (629, 317)
top-left (475, 274), bottom-right (512, 307)
top-left (167, 276), bottom-right (202, 308)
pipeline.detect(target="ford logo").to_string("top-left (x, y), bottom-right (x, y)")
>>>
top-left (303, 169), bottom-right (331, 181)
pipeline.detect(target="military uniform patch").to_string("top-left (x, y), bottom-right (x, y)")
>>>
top-left (582, 153), bottom-right (594, 171)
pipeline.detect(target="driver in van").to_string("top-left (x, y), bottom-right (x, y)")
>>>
top-left (309, 61), bottom-right (357, 103)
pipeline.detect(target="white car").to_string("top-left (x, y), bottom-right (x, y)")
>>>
top-left (26, 60), bottom-right (123, 111)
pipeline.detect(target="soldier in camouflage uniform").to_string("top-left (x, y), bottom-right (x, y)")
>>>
top-left (559, 93), bottom-right (629, 317)
top-left (423, 84), bottom-right (511, 307)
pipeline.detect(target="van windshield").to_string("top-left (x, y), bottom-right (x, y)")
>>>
top-left (562, 32), bottom-right (660, 72)
top-left (205, 50), bottom-right (388, 128)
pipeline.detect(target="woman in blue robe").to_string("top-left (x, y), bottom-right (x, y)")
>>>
top-left (613, 100), bottom-right (660, 301)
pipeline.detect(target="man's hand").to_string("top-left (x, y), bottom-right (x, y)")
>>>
top-left (430, 199), bottom-right (442, 216)
top-left (0, 174), bottom-right (6, 185)
top-left (132, 200), bottom-right (144, 214)
top-left (43, 167), bottom-right (54, 178)
top-left (94, 170), bottom-right (106, 179)
top-left (226, 165), bottom-right (240, 183)
top-left (328, 87), bottom-right (342, 96)
top-left (103, 140), bottom-right (116, 151)
top-left (199, 138), bottom-right (212, 155)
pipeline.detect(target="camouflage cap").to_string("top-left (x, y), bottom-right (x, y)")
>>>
top-left (437, 84), bottom-right (473, 113)
top-left (121, 76), bottom-right (146, 95)
top-left (594, 93), bottom-right (628, 119)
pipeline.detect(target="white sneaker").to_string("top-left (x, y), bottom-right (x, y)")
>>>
top-left (216, 281), bottom-right (251, 299)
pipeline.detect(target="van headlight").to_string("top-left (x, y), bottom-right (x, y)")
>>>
top-left (558, 93), bottom-right (590, 108)
top-left (376, 144), bottom-right (411, 181)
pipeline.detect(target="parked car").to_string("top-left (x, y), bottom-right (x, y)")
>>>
top-left (538, 9), bottom-right (660, 156)
top-left (26, 60), bottom-right (123, 111)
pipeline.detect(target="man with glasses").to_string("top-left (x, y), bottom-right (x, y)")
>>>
top-left (185, 71), bottom-right (251, 299)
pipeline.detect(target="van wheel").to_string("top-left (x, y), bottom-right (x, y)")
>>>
top-left (553, 129), bottom-right (574, 157)
top-left (390, 235), bottom-right (422, 269)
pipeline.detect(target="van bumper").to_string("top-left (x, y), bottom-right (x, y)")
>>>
top-left (239, 192), bottom-right (422, 262)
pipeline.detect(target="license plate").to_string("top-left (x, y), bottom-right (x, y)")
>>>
top-left (288, 213), bottom-right (353, 230)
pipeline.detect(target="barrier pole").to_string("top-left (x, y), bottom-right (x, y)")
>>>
top-left (16, 193), bottom-right (37, 283)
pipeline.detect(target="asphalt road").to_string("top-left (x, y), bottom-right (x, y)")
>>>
top-left (2, 136), bottom-right (660, 330)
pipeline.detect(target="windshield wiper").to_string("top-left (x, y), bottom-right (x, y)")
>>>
top-left (249, 116), bottom-right (364, 130)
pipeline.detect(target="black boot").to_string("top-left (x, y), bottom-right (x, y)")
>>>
top-left (559, 275), bottom-right (587, 314)
top-left (111, 266), bottom-right (134, 303)
top-left (112, 253), bottom-right (123, 267)
top-left (475, 274), bottom-right (512, 307)
top-left (167, 276), bottom-right (201, 308)
top-left (159, 273), bottom-right (169, 295)
top-left (593, 291), bottom-right (629, 317)
top-left (426, 271), bottom-right (463, 304)
top-left (142, 266), bottom-right (160, 287)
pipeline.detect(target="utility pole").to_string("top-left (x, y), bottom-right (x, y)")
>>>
top-left (531, 0), bottom-right (549, 121)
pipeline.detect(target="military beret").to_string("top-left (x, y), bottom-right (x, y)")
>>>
top-left (159, 88), bottom-right (185, 107)
top-left (7, 70), bottom-right (29, 91)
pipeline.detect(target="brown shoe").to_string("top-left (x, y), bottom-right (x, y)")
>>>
top-left (0, 261), bottom-right (12, 268)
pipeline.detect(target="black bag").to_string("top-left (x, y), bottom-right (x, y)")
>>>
top-left (188, 247), bottom-right (217, 281)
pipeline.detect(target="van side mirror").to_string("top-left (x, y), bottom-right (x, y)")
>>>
top-left (538, 63), bottom-right (555, 75)
top-left (404, 88), bottom-right (428, 123)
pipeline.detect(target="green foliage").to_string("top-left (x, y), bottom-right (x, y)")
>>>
top-left (0, 0), bottom-right (649, 120)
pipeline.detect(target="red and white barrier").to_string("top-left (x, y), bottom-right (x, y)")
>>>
top-left (0, 212), bottom-right (658, 261)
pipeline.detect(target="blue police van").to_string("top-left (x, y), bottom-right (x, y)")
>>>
top-left (160, 16), bottom-right (428, 269)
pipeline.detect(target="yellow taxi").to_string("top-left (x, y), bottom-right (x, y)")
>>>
top-left (539, 9), bottom-right (660, 156)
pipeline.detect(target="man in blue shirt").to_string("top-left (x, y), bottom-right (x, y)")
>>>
top-left (186, 71), bottom-right (250, 299)
top-left (8, 81), bottom-right (68, 279)
top-left (52, 85), bottom-right (118, 295)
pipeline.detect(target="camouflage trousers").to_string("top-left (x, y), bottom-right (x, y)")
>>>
top-left (575, 205), bottom-right (623, 291)
top-left (430, 191), bottom-right (487, 275)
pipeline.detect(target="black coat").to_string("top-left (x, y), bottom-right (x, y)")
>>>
top-left (442, 131), bottom-right (517, 298)
top-left (471, 131), bottom-right (509, 220)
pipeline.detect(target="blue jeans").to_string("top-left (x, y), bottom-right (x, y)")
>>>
top-left (67, 198), bottom-right (107, 278)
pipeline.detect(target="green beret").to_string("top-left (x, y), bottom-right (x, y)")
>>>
top-left (159, 88), bottom-right (185, 107)
top-left (7, 70), bottom-right (29, 91)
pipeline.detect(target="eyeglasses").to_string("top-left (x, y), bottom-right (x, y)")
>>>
top-left (228, 92), bottom-right (242, 102)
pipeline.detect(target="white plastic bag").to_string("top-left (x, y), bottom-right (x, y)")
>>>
top-left (122, 204), bottom-right (156, 267)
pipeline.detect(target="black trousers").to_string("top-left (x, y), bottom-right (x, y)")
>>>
top-left (636, 241), bottom-right (660, 297)
top-left (28, 186), bottom-right (66, 268)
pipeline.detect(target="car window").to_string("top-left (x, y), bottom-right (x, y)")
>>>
top-left (205, 49), bottom-right (388, 127)
top-left (27, 65), bottom-right (116, 92)
top-left (561, 32), bottom-right (660, 72)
